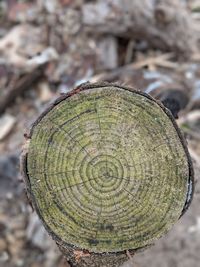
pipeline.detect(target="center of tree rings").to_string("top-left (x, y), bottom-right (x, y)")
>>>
top-left (25, 83), bottom-right (193, 253)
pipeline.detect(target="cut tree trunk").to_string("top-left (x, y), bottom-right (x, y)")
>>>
top-left (82, 0), bottom-right (199, 57)
top-left (21, 82), bottom-right (194, 267)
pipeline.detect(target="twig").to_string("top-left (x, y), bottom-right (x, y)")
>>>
top-left (0, 65), bottom-right (45, 115)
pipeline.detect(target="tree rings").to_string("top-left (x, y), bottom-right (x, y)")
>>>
top-left (22, 83), bottom-right (194, 253)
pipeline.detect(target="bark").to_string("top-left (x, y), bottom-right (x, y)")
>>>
top-left (58, 244), bottom-right (129, 267)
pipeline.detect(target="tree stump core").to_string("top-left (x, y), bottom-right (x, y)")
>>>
top-left (22, 83), bottom-right (193, 258)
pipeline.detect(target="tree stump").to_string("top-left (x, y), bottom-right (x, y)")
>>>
top-left (21, 82), bottom-right (194, 267)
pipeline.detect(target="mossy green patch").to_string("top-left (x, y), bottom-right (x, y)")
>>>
top-left (26, 84), bottom-right (192, 253)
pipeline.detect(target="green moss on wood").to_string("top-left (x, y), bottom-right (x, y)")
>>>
top-left (23, 83), bottom-right (193, 255)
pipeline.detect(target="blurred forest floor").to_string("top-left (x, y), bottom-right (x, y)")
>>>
top-left (1, 0), bottom-right (200, 267)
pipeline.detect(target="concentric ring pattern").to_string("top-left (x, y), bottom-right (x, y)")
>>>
top-left (27, 85), bottom-right (190, 252)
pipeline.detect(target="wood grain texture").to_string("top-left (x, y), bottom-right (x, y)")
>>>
top-left (21, 82), bottom-right (194, 266)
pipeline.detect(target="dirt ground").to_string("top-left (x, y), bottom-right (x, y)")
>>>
top-left (1, 1), bottom-right (200, 267)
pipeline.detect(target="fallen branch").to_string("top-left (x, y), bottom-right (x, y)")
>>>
top-left (0, 65), bottom-right (45, 115)
top-left (82, 0), bottom-right (200, 57)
